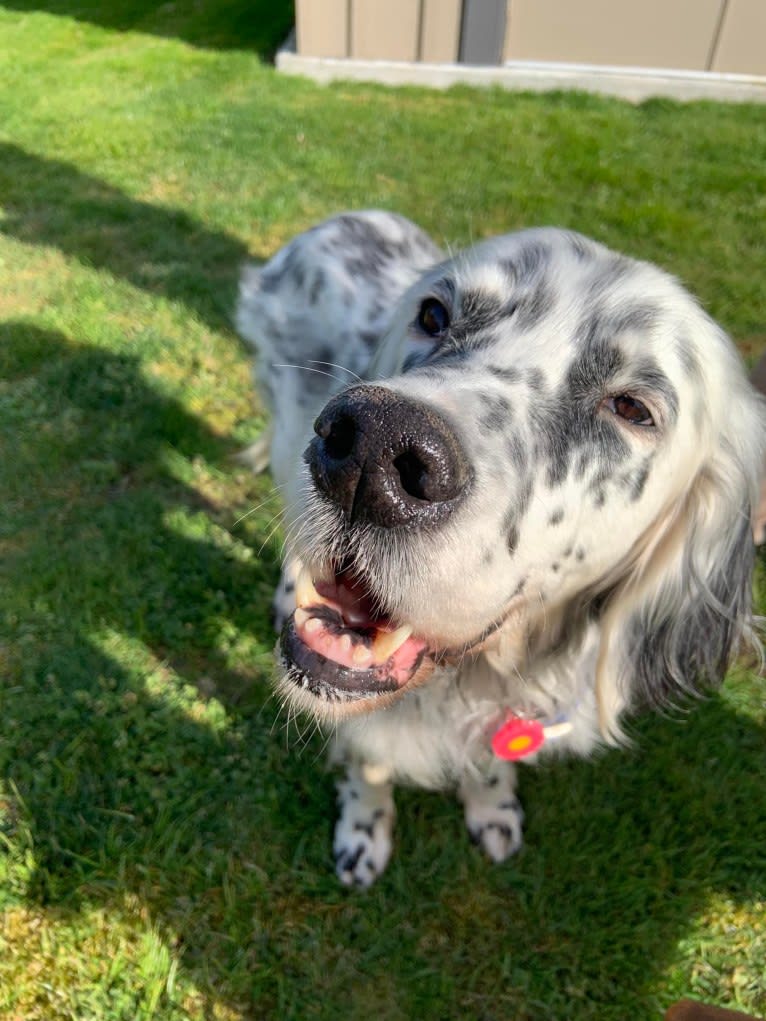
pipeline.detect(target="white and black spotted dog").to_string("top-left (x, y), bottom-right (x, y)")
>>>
top-left (236, 211), bottom-right (766, 888)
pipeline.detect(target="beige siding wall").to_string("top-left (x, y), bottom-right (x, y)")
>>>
top-left (503, 0), bottom-right (724, 70)
top-left (350, 0), bottom-right (421, 61)
top-left (420, 0), bottom-right (462, 63)
top-left (711, 0), bottom-right (766, 75)
top-left (295, 0), bottom-right (348, 59)
top-left (294, 0), bottom-right (766, 76)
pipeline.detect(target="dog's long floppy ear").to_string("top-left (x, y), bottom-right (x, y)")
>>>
top-left (595, 374), bottom-right (766, 742)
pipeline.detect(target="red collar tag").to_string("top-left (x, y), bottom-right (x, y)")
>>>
top-left (491, 716), bottom-right (545, 760)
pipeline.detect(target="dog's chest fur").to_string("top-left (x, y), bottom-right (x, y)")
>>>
top-left (334, 623), bottom-right (603, 790)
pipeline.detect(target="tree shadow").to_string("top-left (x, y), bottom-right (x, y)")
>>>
top-left (0, 141), bottom-right (254, 336)
top-left (0, 324), bottom-right (303, 1006)
top-left (1, 324), bottom-right (276, 700)
top-left (0, 0), bottom-right (294, 58)
top-left (3, 333), bottom-right (765, 1018)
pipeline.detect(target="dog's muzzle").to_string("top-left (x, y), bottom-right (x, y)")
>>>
top-left (278, 385), bottom-right (471, 709)
top-left (307, 384), bottom-right (471, 529)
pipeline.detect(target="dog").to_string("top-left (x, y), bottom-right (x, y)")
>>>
top-left (236, 211), bottom-right (766, 888)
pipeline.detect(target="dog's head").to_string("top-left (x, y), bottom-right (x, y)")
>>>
top-left (278, 229), bottom-right (765, 737)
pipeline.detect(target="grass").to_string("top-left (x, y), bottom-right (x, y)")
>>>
top-left (0, 2), bottom-right (765, 1018)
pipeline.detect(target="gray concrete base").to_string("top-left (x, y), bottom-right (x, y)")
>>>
top-left (277, 35), bottom-right (766, 104)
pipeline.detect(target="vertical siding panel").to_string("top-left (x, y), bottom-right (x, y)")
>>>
top-left (420, 0), bottom-right (462, 63)
top-left (711, 0), bottom-right (766, 74)
top-left (460, 0), bottom-right (507, 65)
top-left (296, 0), bottom-right (349, 58)
top-left (351, 0), bottom-right (421, 61)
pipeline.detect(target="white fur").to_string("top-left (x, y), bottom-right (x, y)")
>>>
top-left (237, 212), bottom-right (766, 884)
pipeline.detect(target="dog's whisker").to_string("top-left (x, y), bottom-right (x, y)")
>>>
top-left (272, 363), bottom-right (351, 388)
top-left (269, 696), bottom-right (290, 739)
top-left (233, 484), bottom-right (287, 527)
top-left (258, 498), bottom-right (310, 557)
top-left (309, 359), bottom-right (364, 383)
top-left (313, 723), bottom-right (337, 766)
top-left (279, 504), bottom-right (310, 546)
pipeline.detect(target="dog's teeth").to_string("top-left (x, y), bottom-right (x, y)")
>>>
top-left (339, 634), bottom-right (352, 653)
top-left (296, 565), bottom-right (321, 608)
top-left (352, 645), bottom-right (373, 667)
top-left (372, 624), bottom-right (413, 662)
top-left (304, 616), bottom-right (323, 635)
top-left (294, 607), bottom-right (309, 629)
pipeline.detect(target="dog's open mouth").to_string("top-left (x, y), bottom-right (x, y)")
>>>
top-left (280, 565), bottom-right (431, 703)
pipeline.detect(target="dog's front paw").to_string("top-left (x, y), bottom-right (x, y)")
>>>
top-left (459, 764), bottom-right (524, 864)
top-left (465, 795), bottom-right (524, 862)
top-left (333, 808), bottom-right (393, 888)
top-left (333, 769), bottom-right (395, 888)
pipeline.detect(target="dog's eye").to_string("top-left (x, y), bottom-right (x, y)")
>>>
top-left (604, 394), bottom-right (654, 427)
top-left (417, 298), bottom-right (450, 338)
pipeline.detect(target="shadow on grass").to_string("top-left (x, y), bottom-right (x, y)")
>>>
top-left (1, 157), bottom-right (764, 1011)
top-left (0, 0), bottom-right (294, 57)
top-left (0, 325), bottom-right (302, 999)
top-left (3, 332), bottom-right (765, 1019)
top-left (1, 324), bottom-right (276, 697)
top-left (0, 142), bottom-right (253, 335)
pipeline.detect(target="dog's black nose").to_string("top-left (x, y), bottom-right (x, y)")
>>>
top-left (307, 385), bottom-right (471, 528)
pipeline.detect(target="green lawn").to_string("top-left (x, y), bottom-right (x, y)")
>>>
top-left (1, 3), bottom-right (765, 1019)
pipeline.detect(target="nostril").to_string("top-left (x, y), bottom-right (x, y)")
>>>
top-left (393, 450), bottom-right (430, 501)
top-left (309, 385), bottom-right (471, 528)
top-left (321, 414), bottom-right (357, 460)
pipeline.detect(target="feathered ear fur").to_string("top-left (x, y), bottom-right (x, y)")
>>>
top-left (596, 376), bottom-right (766, 742)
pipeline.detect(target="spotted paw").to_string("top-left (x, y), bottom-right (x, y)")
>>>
top-left (333, 806), bottom-right (393, 888)
top-left (333, 766), bottom-right (395, 889)
top-left (465, 797), bottom-right (524, 863)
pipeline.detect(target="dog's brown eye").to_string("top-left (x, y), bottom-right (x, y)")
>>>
top-left (417, 298), bottom-right (450, 338)
top-left (605, 394), bottom-right (654, 427)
